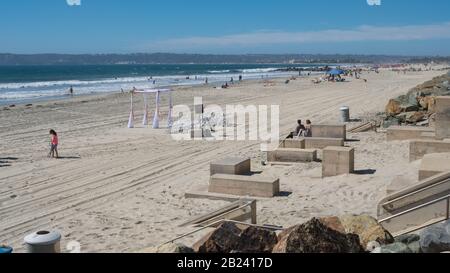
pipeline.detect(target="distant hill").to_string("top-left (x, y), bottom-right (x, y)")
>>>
top-left (0, 53), bottom-right (449, 65)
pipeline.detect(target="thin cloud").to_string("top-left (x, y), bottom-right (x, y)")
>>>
top-left (144, 22), bottom-right (450, 50)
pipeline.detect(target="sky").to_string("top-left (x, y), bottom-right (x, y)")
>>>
top-left (1, 0), bottom-right (450, 55)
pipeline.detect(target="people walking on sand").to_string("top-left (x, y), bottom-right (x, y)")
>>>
top-left (48, 129), bottom-right (59, 159)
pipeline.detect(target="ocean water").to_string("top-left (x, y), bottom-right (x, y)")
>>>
top-left (0, 64), bottom-right (322, 105)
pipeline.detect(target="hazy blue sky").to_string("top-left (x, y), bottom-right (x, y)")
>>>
top-left (1, 0), bottom-right (450, 55)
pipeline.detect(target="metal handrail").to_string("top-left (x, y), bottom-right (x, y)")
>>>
top-left (164, 200), bottom-right (261, 245)
top-left (379, 194), bottom-right (450, 236)
top-left (163, 218), bottom-right (284, 246)
top-left (181, 200), bottom-right (254, 227)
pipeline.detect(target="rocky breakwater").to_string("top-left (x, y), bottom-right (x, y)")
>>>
top-left (141, 217), bottom-right (450, 254)
top-left (372, 220), bottom-right (450, 253)
top-left (188, 214), bottom-right (392, 253)
top-left (383, 72), bottom-right (450, 127)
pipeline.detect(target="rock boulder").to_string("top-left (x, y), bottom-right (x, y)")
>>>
top-left (339, 214), bottom-right (395, 249)
top-left (193, 222), bottom-right (242, 253)
top-left (235, 226), bottom-right (278, 253)
top-left (420, 225), bottom-right (450, 253)
top-left (272, 218), bottom-right (364, 253)
top-left (386, 99), bottom-right (403, 116)
top-left (371, 242), bottom-right (413, 253)
top-left (193, 222), bottom-right (279, 253)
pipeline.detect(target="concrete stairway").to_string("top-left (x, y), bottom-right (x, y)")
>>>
top-left (378, 172), bottom-right (450, 237)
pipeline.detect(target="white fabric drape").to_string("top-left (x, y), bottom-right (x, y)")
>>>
top-left (128, 88), bottom-right (172, 129)
top-left (128, 92), bottom-right (134, 128)
top-left (152, 91), bottom-right (160, 129)
top-left (142, 93), bottom-right (149, 126)
top-left (167, 91), bottom-right (173, 128)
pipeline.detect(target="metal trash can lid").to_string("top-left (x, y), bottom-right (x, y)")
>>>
top-left (340, 106), bottom-right (349, 110)
top-left (24, 230), bottom-right (61, 246)
top-left (0, 246), bottom-right (13, 254)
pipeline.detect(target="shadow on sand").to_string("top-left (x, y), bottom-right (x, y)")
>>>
top-left (0, 157), bottom-right (18, 167)
top-left (354, 169), bottom-right (377, 175)
top-left (57, 156), bottom-right (82, 160)
top-left (277, 191), bottom-right (293, 197)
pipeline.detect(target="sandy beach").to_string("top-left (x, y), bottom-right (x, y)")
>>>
top-left (0, 68), bottom-right (446, 252)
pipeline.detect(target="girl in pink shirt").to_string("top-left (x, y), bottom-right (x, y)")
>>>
top-left (49, 129), bottom-right (59, 159)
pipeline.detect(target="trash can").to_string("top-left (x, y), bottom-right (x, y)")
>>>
top-left (340, 106), bottom-right (350, 123)
top-left (24, 230), bottom-right (61, 253)
top-left (260, 143), bottom-right (269, 166)
top-left (0, 245), bottom-right (13, 254)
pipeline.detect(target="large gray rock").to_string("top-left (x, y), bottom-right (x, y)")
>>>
top-left (395, 234), bottom-right (420, 245)
top-left (372, 242), bottom-right (413, 254)
top-left (408, 240), bottom-right (422, 254)
top-left (272, 218), bottom-right (364, 253)
top-left (382, 117), bottom-right (401, 128)
top-left (420, 225), bottom-right (450, 253)
top-left (444, 220), bottom-right (450, 235)
top-left (394, 233), bottom-right (421, 252)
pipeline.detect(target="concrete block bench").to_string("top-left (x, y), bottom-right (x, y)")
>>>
top-left (279, 139), bottom-right (305, 149)
top-left (322, 146), bottom-right (355, 177)
top-left (311, 124), bottom-right (346, 139)
top-left (267, 148), bottom-right (317, 163)
top-left (386, 126), bottom-right (435, 141)
top-left (304, 137), bottom-right (345, 149)
top-left (209, 174), bottom-right (280, 198)
top-left (410, 139), bottom-right (450, 161)
top-left (436, 96), bottom-right (450, 140)
top-left (419, 153), bottom-right (450, 180)
top-left (210, 157), bottom-right (251, 176)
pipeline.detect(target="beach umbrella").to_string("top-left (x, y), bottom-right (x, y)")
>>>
top-left (327, 69), bottom-right (345, 75)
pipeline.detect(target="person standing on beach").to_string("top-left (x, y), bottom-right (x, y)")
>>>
top-left (69, 86), bottom-right (74, 96)
top-left (48, 130), bottom-right (59, 159)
